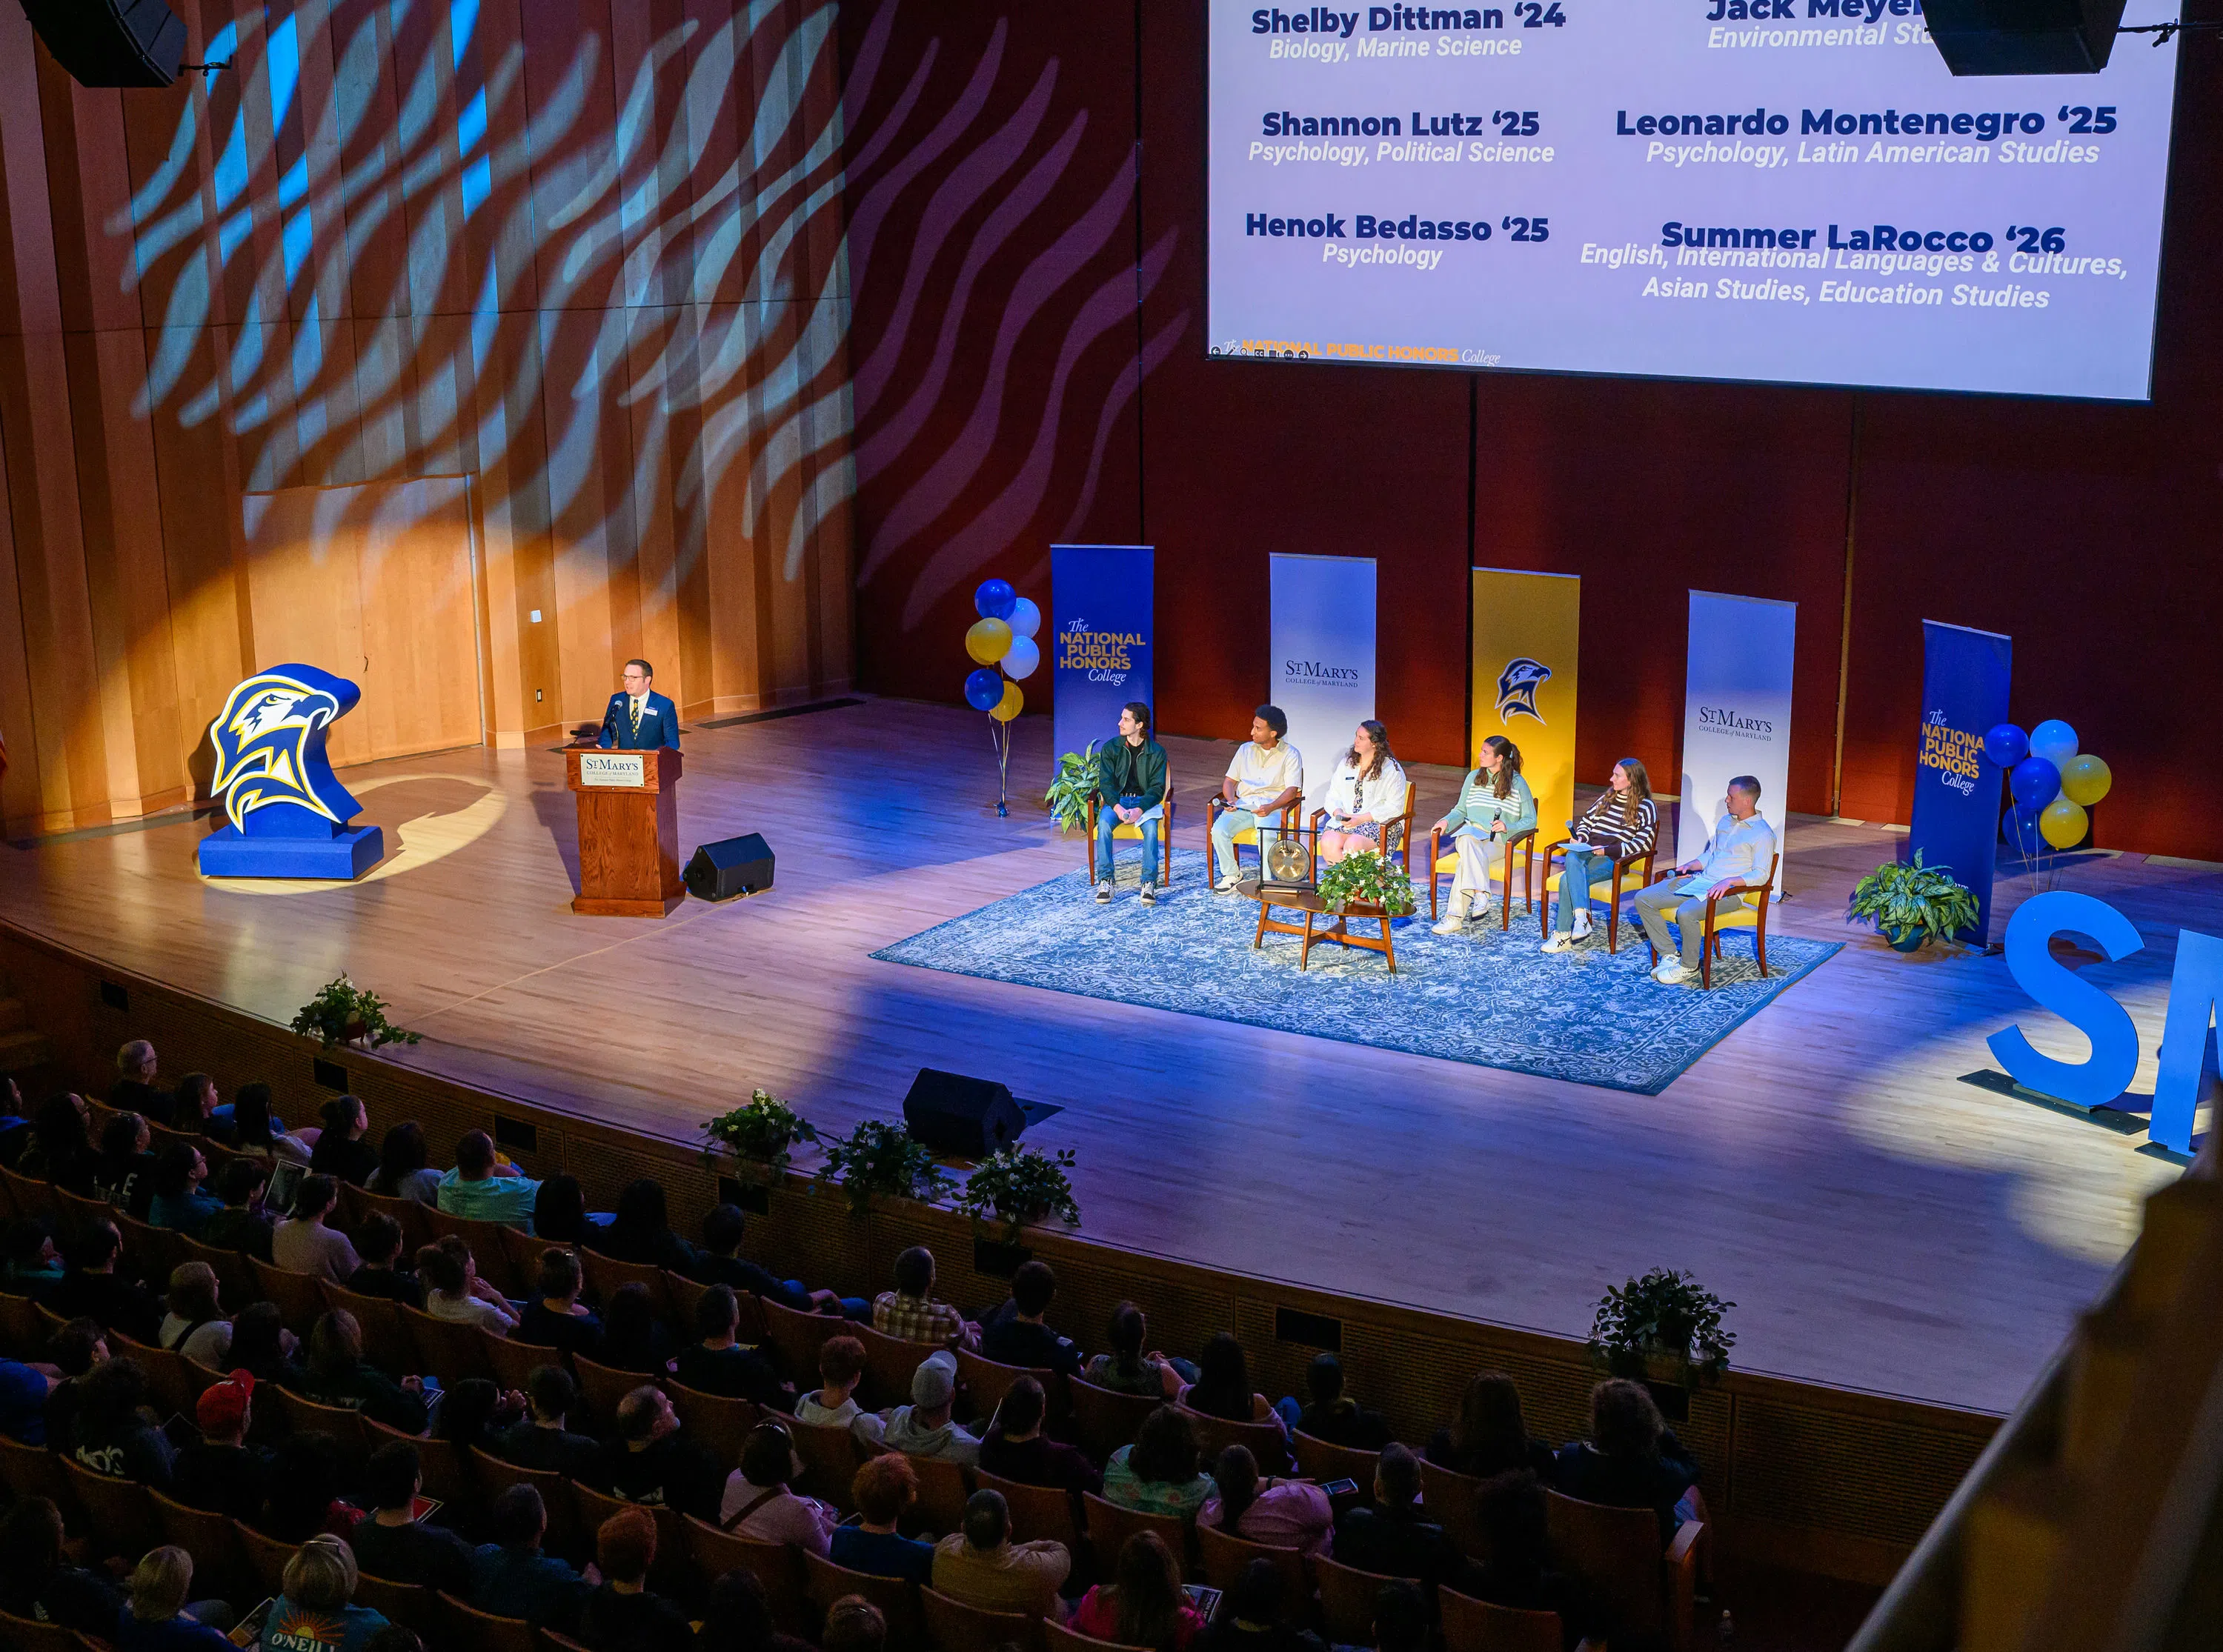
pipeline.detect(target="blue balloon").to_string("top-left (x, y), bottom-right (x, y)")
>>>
top-left (2002, 802), bottom-right (2042, 849)
top-left (1982, 722), bottom-right (2030, 768)
top-left (2010, 756), bottom-right (2061, 810)
top-left (963, 667), bottom-right (1004, 711)
top-left (974, 579), bottom-right (1017, 622)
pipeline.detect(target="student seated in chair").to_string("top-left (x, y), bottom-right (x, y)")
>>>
top-left (1632, 773), bottom-right (1776, 986)
top-left (1330, 1444), bottom-right (1458, 1589)
top-left (1542, 757), bottom-right (1658, 953)
top-left (1318, 720), bottom-right (1408, 868)
top-left (1212, 705), bottom-right (1303, 892)
top-left (1431, 734), bottom-right (1535, 934)
top-left (1553, 1378), bottom-right (1705, 1547)
top-left (496, 1365), bottom-right (604, 1479)
top-left (1094, 700), bottom-right (1169, 905)
top-left (931, 1488), bottom-right (1071, 1619)
top-left (831, 1455), bottom-right (936, 1582)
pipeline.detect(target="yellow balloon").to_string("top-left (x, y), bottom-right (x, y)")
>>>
top-left (2039, 796), bottom-right (2088, 850)
top-left (2059, 752), bottom-right (2112, 807)
top-left (990, 681), bottom-right (1023, 723)
top-left (966, 618), bottom-right (1013, 665)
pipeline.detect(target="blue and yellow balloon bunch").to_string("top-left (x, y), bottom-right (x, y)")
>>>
top-left (1984, 718), bottom-right (2113, 856)
top-left (961, 579), bottom-right (1040, 816)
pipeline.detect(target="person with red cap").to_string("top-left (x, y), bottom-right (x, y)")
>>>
top-left (170, 1370), bottom-right (270, 1524)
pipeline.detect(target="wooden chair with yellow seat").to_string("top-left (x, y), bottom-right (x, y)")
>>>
top-left (338, 1180), bottom-right (431, 1251)
top-left (1418, 1459), bottom-right (1492, 1561)
top-left (1311, 781), bottom-right (1419, 879)
top-left (921, 1585), bottom-right (1043, 1652)
top-left (0, 1288), bottom-right (45, 1359)
top-left (0, 1608), bottom-right (96, 1652)
top-left (578, 1246), bottom-right (671, 1319)
top-left (953, 1346), bottom-right (1061, 1419)
top-left (761, 1296), bottom-right (844, 1382)
top-left (1642, 852), bottom-right (1779, 988)
top-left (854, 1321), bottom-right (937, 1411)
top-left (397, 1302), bottom-right (493, 1385)
top-left (482, 1328), bottom-right (565, 1394)
top-left (0, 1163), bottom-right (56, 1220)
top-left (470, 1448), bottom-right (586, 1562)
top-left (805, 1550), bottom-right (926, 1650)
top-left (1426, 819), bottom-right (1537, 928)
top-left (1204, 794), bottom-right (1301, 890)
top-left (1440, 1585), bottom-right (1604, 1652)
top-left (106, 1330), bottom-right (192, 1422)
top-left (0, 1430), bottom-right (69, 1505)
top-left (1083, 759), bottom-right (1177, 890)
top-left (365, 1412), bottom-right (473, 1510)
top-left (148, 1487), bottom-right (246, 1608)
top-left (419, 1204), bottom-right (526, 1296)
top-left (247, 1256), bottom-right (329, 1334)
top-left (1535, 836), bottom-right (1657, 954)
top-left (115, 1211), bottom-right (183, 1287)
top-left (177, 1230), bottom-right (256, 1318)
top-left (570, 1350), bottom-right (654, 1436)
top-left (973, 1467), bottom-right (1079, 1550)
top-left (665, 1379), bottom-right (761, 1465)
top-left (902, 1451), bottom-right (974, 1539)
top-left (1545, 1488), bottom-right (1704, 1652)
top-left (1175, 1404), bottom-right (1291, 1476)
top-left (499, 1222), bottom-right (559, 1292)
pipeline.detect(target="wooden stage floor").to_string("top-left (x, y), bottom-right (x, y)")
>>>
top-left (0, 699), bottom-right (2200, 1413)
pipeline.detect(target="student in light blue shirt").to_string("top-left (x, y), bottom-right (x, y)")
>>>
top-left (1634, 775), bottom-right (1778, 985)
top-left (435, 1129), bottom-right (541, 1231)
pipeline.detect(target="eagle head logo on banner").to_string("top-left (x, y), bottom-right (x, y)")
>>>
top-left (1495, 657), bottom-right (1552, 723)
top-left (198, 664), bottom-right (385, 881)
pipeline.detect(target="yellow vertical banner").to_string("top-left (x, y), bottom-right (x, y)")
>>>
top-left (1469, 569), bottom-right (1581, 839)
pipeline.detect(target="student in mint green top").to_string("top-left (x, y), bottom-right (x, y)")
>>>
top-left (1430, 734), bottom-right (1537, 935)
top-left (435, 1129), bottom-right (541, 1231)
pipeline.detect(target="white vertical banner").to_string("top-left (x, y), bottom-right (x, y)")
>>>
top-left (1678, 591), bottom-right (1797, 899)
top-left (1269, 554), bottom-right (1376, 815)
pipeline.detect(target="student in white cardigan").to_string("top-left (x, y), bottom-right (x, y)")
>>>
top-left (1317, 721), bottom-right (1409, 867)
top-left (1429, 735), bottom-right (1538, 935)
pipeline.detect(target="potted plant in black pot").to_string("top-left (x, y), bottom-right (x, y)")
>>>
top-left (1587, 1266), bottom-right (1736, 1421)
top-left (290, 976), bottom-right (420, 1050)
top-left (814, 1118), bottom-right (958, 1218)
top-left (956, 1145), bottom-right (1082, 1271)
top-left (701, 1088), bottom-right (819, 1205)
top-left (1846, 850), bottom-right (1978, 953)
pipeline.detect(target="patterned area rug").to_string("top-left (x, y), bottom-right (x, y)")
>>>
top-left (871, 851), bottom-right (1841, 1094)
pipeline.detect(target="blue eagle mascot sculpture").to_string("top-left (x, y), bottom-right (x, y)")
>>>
top-left (196, 663), bottom-right (385, 879)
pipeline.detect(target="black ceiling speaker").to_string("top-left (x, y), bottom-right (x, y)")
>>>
top-left (903, 1069), bottom-right (1025, 1158)
top-left (1922, 0), bottom-right (2128, 74)
top-left (20, 0), bottom-right (188, 88)
top-left (683, 833), bottom-right (774, 902)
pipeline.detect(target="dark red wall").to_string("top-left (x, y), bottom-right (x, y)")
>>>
top-left (843, 0), bottom-right (2223, 856)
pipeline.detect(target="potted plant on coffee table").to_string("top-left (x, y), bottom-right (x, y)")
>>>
top-left (1315, 848), bottom-right (1418, 916)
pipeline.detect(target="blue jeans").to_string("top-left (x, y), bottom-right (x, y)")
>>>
top-left (1096, 796), bottom-right (1161, 885)
top-left (1210, 807), bottom-right (1283, 882)
top-left (1555, 846), bottom-right (1607, 933)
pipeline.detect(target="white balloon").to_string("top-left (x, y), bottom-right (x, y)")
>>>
top-left (1002, 636), bottom-right (1040, 679)
top-left (1006, 597), bottom-right (1041, 639)
top-left (2028, 719), bottom-right (2079, 768)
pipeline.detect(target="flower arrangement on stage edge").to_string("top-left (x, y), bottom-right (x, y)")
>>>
top-left (1588, 1267), bottom-right (1737, 1398)
top-left (957, 1145), bottom-right (1082, 1244)
top-left (290, 976), bottom-right (420, 1050)
top-left (1045, 745), bottom-right (1100, 834)
top-left (815, 1119), bottom-right (959, 1218)
top-left (701, 1088), bottom-right (820, 1182)
top-left (1847, 850), bottom-right (1979, 953)
top-left (1316, 849), bottom-right (1418, 917)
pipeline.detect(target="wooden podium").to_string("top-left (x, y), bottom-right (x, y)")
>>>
top-left (565, 746), bottom-right (684, 916)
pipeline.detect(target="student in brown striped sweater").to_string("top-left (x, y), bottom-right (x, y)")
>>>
top-left (1541, 759), bottom-right (1658, 953)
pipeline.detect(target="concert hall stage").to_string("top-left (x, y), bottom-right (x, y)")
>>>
top-left (0, 697), bottom-right (2196, 1414)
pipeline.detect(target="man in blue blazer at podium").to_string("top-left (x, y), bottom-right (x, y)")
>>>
top-left (597, 658), bottom-right (682, 750)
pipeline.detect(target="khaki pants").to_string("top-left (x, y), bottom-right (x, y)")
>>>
top-left (1634, 883), bottom-right (1710, 971)
top-left (1448, 827), bottom-right (1506, 902)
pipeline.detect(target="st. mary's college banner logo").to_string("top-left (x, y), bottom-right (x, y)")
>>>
top-left (198, 664), bottom-right (385, 880)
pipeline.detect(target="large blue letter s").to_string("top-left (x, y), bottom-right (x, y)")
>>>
top-left (1987, 891), bottom-right (2143, 1109)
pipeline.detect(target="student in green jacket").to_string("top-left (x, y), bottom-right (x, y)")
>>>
top-left (1094, 702), bottom-right (1169, 905)
top-left (1430, 734), bottom-right (1538, 935)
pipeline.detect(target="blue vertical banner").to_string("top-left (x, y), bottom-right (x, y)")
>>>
top-left (1051, 545), bottom-right (1154, 765)
top-left (1910, 620), bottom-right (2013, 943)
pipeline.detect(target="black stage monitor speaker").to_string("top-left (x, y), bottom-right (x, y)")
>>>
top-left (21, 0), bottom-right (188, 87)
top-left (1922, 0), bottom-right (2127, 75)
top-left (903, 1068), bottom-right (1025, 1158)
top-left (684, 833), bottom-right (774, 902)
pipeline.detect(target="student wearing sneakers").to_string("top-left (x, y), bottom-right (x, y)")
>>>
top-left (1431, 734), bottom-right (1537, 935)
top-left (1542, 758), bottom-right (1658, 953)
top-left (1211, 705), bottom-right (1303, 892)
top-left (1633, 775), bottom-right (1776, 987)
top-left (1092, 701), bottom-right (1169, 905)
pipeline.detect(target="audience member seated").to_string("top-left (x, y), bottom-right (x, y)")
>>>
top-left (871, 1245), bottom-right (972, 1347)
top-left (0, 1496), bottom-right (127, 1634)
top-left (1331, 1444), bottom-right (1458, 1589)
top-left (233, 1082), bottom-right (311, 1165)
top-left (70, 1358), bottom-right (175, 1488)
top-left (517, 1248), bottom-right (602, 1358)
top-left (417, 1234), bottom-right (520, 1336)
top-left (1426, 1371), bottom-right (1555, 1481)
top-left (1202, 1558), bottom-right (1328, 1652)
top-left (1294, 1353), bottom-right (1391, 1450)
top-left (273, 1175), bottom-right (363, 1283)
top-left (1070, 1531), bottom-right (1205, 1652)
top-left (820, 1595), bottom-right (888, 1652)
top-left (597, 1282), bottom-right (677, 1374)
top-left (797, 1334), bottom-right (877, 1441)
top-left (496, 1364), bottom-right (603, 1478)
top-left (979, 1259), bottom-right (1083, 1375)
top-left (110, 1040), bottom-right (176, 1127)
top-left (268, 1533), bottom-right (391, 1651)
top-left (113, 1545), bottom-right (234, 1651)
top-left (366, 1122), bottom-right (440, 1204)
top-left (19, 1091), bottom-right (96, 1193)
top-left (598, 1383), bottom-right (721, 1521)
top-left (698, 1201), bottom-right (855, 1317)
top-left (1200, 1445), bottom-right (1331, 1557)
top-left (1103, 1406), bottom-right (1214, 1519)
top-left (470, 1484), bottom-right (593, 1631)
top-left (225, 1301), bottom-right (301, 1392)
top-left (0, 1344), bottom-right (56, 1443)
top-left (4, 1213), bottom-right (63, 1292)
top-left (599, 1176), bottom-right (700, 1274)
top-left (260, 1431), bottom-right (359, 1543)
top-left (170, 1370), bottom-right (268, 1523)
top-left (158, 1262), bottom-right (233, 1366)
top-left (932, 1488), bottom-right (1071, 1619)
top-left (579, 1506), bottom-right (691, 1651)
top-left (675, 1284), bottom-right (781, 1402)
top-left (829, 1455), bottom-right (935, 1583)
top-left (695, 1567), bottom-right (816, 1652)
top-left (1553, 1378), bottom-right (1704, 1545)
top-left (294, 1308), bottom-right (431, 1433)
top-left (199, 1159), bottom-right (276, 1261)
top-left (436, 1128), bottom-right (540, 1230)
top-left (1369, 1579), bottom-right (1431, 1652)
top-left (47, 1219), bottom-right (161, 1345)
top-left (308, 1094), bottom-right (381, 1188)
top-left (343, 1214), bottom-right (421, 1306)
top-left (92, 1110), bottom-right (159, 1219)
top-left (173, 1071), bottom-right (227, 1145)
top-left (874, 1348), bottom-right (980, 1465)
top-left (438, 1376), bottom-right (527, 1459)
top-left (978, 1374), bottom-right (1098, 1493)
top-left (146, 1142), bottom-right (223, 1235)
top-left (351, 1440), bottom-right (476, 1599)
top-left (718, 1420), bottom-right (838, 1554)
top-left (42, 1317), bottom-right (107, 1453)
top-left (1462, 1470), bottom-right (1586, 1632)
top-left (1183, 1333), bottom-right (1289, 1441)
top-left (534, 1173), bottom-right (591, 1245)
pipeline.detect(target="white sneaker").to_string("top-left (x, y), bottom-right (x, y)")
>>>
top-left (1214, 871), bottom-right (1241, 893)
top-left (1432, 893), bottom-right (1474, 936)
top-left (1570, 911), bottom-right (1593, 940)
top-left (1431, 915), bottom-right (1466, 936)
top-left (1139, 883), bottom-right (1157, 905)
top-left (1541, 933), bottom-right (1572, 953)
top-left (1094, 881), bottom-right (1112, 904)
top-left (1652, 959), bottom-right (1689, 985)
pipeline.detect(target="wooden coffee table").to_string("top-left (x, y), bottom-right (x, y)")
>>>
top-left (1240, 878), bottom-right (1397, 973)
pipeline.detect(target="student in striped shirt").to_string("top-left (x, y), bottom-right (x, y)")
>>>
top-left (1430, 736), bottom-right (1538, 934)
top-left (1542, 759), bottom-right (1658, 953)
